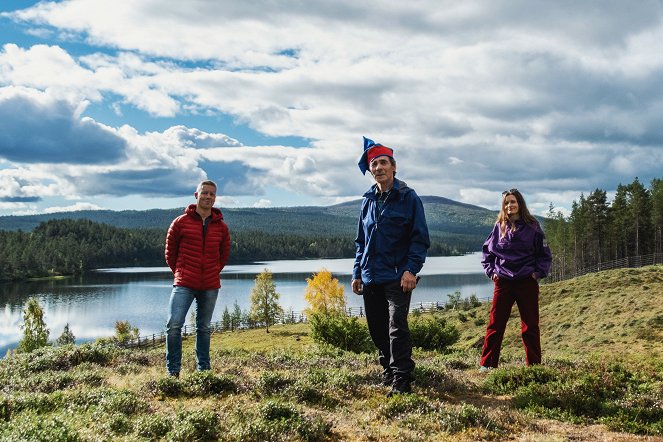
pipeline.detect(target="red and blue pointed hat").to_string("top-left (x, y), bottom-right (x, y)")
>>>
top-left (358, 136), bottom-right (394, 175)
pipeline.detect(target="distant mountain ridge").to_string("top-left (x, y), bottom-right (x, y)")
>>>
top-left (0, 196), bottom-right (497, 251)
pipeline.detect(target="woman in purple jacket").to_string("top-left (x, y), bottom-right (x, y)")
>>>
top-left (479, 189), bottom-right (552, 370)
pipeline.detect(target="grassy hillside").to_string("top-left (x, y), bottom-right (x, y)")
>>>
top-left (1, 265), bottom-right (661, 441)
top-left (449, 265), bottom-right (663, 359)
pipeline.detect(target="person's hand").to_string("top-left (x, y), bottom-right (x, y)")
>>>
top-left (401, 271), bottom-right (417, 293)
top-left (531, 272), bottom-right (539, 280)
top-left (492, 274), bottom-right (499, 282)
top-left (352, 279), bottom-right (363, 295)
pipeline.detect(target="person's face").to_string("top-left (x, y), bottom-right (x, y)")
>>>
top-left (195, 184), bottom-right (217, 210)
top-left (369, 156), bottom-right (396, 188)
top-left (504, 194), bottom-right (519, 218)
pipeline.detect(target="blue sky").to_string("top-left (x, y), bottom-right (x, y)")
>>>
top-left (1, 0), bottom-right (663, 216)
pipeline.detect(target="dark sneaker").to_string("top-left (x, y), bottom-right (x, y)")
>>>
top-left (381, 370), bottom-right (395, 387)
top-left (168, 372), bottom-right (180, 378)
top-left (387, 380), bottom-right (412, 397)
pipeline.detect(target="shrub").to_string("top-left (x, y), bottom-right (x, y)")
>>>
top-left (21, 370), bottom-right (105, 393)
top-left (134, 413), bottom-right (173, 439)
top-left (9, 391), bottom-right (67, 414)
top-left (483, 365), bottom-right (559, 395)
top-left (181, 370), bottom-right (236, 396)
top-left (409, 314), bottom-right (460, 352)
top-left (5, 342), bottom-right (118, 375)
top-left (380, 393), bottom-right (433, 418)
top-left (143, 376), bottom-right (183, 397)
top-left (309, 312), bottom-right (374, 354)
top-left (167, 409), bottom-right (220, 442)
top-left (257, 371), bottom-right (294, 395)
top-left (0, 412), bottom-right (81, 442)
top-left (100, 413), bottom-right (132, 436)
top-left (414, 364), bottom-right (461, 392)
top-left (259, 399), bottom-right (300, 421)
top-left (97, 389), bottom-right (147, 415)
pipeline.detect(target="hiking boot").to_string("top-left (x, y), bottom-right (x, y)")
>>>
top-left (381, 370), bottom-right (395, 387)
top-left (168, 371), bottom-right (180, 378)
top-left (387, 380), bottom-right (412, 397)
top-left (478, 366), bottom-right (493, 373)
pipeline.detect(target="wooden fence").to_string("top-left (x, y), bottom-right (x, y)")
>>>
top-left (546, 252), bottom-right (663, 283)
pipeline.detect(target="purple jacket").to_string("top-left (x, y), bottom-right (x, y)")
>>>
top-left (481, 220), bottom-right (552, 280)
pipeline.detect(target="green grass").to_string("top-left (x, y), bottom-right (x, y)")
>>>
top-left (1, 265), bottom-right (662, 441)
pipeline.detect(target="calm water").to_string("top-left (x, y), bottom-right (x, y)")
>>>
top-left (0, 253), bottom-right (492, 355)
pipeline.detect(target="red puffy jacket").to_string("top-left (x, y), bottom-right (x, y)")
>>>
top-left (165, 204), bottom-right (231, 290)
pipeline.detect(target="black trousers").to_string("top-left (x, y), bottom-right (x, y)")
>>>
top-left (363, 280), bottom-right (414, 382)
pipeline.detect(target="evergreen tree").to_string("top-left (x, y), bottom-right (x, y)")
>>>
top-left (627, 178), bottom-right (652, 256)
top-left (304, 268), bottom-right (347, 315)
top-left (221, 306), bottom-right (232, 331)
top-left (249, 269), bottom-right (283, 333)
top-left (611, 184), bottom-right (630, 259)
top-left (651, 178), bottom-right (663, 254)
top-left (56, 323), bottom-right (76, 346)
top-left (231, 301), bottom-right (243, 330)
top-left (586, 189), bottom-right (610, 265)
top-left (17, 297), bottom-right (50, 353)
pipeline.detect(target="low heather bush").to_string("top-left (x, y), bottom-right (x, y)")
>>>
top-left (180, 370), bottom-right (236, 396)
top-left (409, 315), bottom-right (460, 352)
top-left (134, 413), bottom-right (173, 439)
top-left (380, 394), bottom-right (434, 418)
top-left (309, 313), bottom-right (374, 354)
top-left (0, 412), bottom-right (81, 442)
top-left (257, 370), bottom-right (294, 395)
top-left (167, 409), bottom-right (220, 442)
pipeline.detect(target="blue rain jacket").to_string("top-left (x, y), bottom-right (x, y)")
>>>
top-left (353, 179), bottom-right (430, 285)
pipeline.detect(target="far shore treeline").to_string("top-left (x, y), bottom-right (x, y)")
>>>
top-left (1, 178), bottom-right (662, 282)
top-left (0, 195), bottom-right (494, 282)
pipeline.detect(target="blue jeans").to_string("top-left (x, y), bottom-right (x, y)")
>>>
top-left (166, 285), bottom-right (218, 374)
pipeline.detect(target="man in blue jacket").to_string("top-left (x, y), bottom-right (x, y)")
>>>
top-left (352, 137), bottom-right (430, 396)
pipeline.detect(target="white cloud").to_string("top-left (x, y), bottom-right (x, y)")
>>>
top-left (0, 0), bottom-right (662, 215)
top-left (253, 199), bottom-right (272, 208)
top-left (42, 202), bottom-right (104, 213)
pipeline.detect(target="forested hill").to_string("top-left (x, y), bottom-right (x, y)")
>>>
top-left (0, 196), bottom-right (496, 249)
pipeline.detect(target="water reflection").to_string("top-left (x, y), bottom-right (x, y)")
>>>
top-left (1, 253), bottom-right (492, 356)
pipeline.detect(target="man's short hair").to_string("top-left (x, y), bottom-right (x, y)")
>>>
top-left (196, 180), bottom-right (217, 193)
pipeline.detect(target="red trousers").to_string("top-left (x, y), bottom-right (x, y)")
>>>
top-left (480, 277), bottom-right (541, 368)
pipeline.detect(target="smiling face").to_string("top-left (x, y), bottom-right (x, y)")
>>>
top-left (504, 194), bottom-right (520, 219)
top-left (369, 156), bottom-right (396, 190)
top-left (195, 183), bottom-right (217, 211)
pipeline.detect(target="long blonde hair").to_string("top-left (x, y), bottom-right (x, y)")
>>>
top-left (497, 189), bottom-right (537, 238)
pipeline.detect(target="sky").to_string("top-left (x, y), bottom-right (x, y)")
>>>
top-left (1, 0), bottom-right (663, 217)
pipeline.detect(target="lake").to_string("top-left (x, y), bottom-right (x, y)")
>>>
top-left (0, 253), bottom-right (492, 356)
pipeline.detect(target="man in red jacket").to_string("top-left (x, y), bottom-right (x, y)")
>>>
top-left (164, 180), bottom-right (231, 377)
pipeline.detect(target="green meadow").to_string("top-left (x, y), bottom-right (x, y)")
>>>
top-left (1, 265), bottom-right (662, 441)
